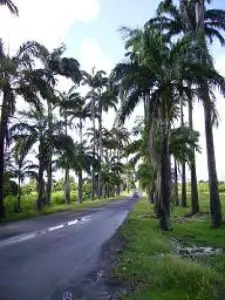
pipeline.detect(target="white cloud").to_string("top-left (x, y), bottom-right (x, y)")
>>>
top-left (79, 38), bottom-right (114, 74)
top-left (0, 0), bottom-right (100, 51)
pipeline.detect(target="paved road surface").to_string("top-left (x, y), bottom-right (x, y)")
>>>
top-left (0, 198), bottom-right (137, 300)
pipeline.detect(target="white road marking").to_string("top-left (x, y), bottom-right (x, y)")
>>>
top-left (80, 215), bottom-right (91, 221)
top-left (68, 220), bottom-right (78, 226)
top-left (0, 233), bottom-right (37, 248)
top-left (48, 224), bottom-right (64, 232)
top-left (0, 214), bottom-right (93, 248)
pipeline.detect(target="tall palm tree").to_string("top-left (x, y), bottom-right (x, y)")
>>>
top-left (0, 40), bottom-right (48, 218)
top-left (82, 68), bottom-right (108, 200)
top-left (36, 44), bottom-right (82, 205)
top-left (56, 88), bottom-right (82, 204)
top-left (110, 127), bottom-right (130, 195)
top-left (97, 84), bottom-right (118, 198)
top-left (10, 107), bottom-right (74, 210)
top-left (147, 0), bottom-right (225, 225)
top-left (195, 0), bottom-right (222, 226)
top-left (187, 90), bottom-right (199, 214)
top-left (0, 0), bottom-right (18, 15)
top-left (180, 97), bottom-right (187, 207)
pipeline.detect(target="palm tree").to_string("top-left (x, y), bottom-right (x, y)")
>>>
top-left (112, 26), bottom-right (225, 230)
top-left (10, 107), bottom-right (74, 210)
top-left (187, 90), bottom-right (199, 214)
top-left (101, 154), bottom-right (124, 198)
top-left (170, 126), bottom-right (201, 210)
top-left (82, 68), bottom-right (108, 200)
top-left (195, 0), bottom-right (223, 226)
top-left (0, 0), bottom-right (18, 15)
top-left (110, 127), bottom-right (130, 195)
top-left (56, 88), bottom-right (83, 204)
top-left (97, 84), bottom-right (118, 198)
top-left (6, 142), bottom-right (38, 212)
top-left (0, 40), bottom-right (49, 218)
top-left (36, 45), bottom-right (81, 205)
top-left (180, 97), bottom-right (187, 207)
top-left (147, 0), bottom-right (225, 225)
top-left (71, 141), bottom-right (98, 204)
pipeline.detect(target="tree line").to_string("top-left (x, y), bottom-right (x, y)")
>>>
top-left (110, 0), bottom-right (225, 230)
top-left (1, 0), bottom-right (225, 231)
top-left (0, 1), bottom-right (137, 218)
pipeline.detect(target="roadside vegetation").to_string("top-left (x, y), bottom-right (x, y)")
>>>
top-left (0, 1), bottom-right (136, 221)
top-left (116, 195), bottom-right (225, 300)
top-left (1, 0), bottom-right (225, 238)
top-left (3, 180), bottom-right (127, 222)
top-left (1, 0), bottom-right (225, 298)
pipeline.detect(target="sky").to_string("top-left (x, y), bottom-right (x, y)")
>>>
top-left (1, 0), bottom-right (225, 181)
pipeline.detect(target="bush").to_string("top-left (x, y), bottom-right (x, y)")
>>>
top-left (219, 183), bottom-right (225, 193)
top-left (198, 183), bottom-right (209, 193)
top-left (71, 191), bottom-right (78, 202)
top-left (21, 180), bottom-right (36, 194)
top-left (52, 191), bottom-right (65, 205)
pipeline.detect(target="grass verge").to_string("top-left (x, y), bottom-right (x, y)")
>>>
top-left (115, 195), bottom-right (225, 300)
top-left (2, 196), bottom-right (127, 223)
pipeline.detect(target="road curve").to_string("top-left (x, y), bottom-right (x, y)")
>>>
top-left (0, 198), bottom-right (137, 300)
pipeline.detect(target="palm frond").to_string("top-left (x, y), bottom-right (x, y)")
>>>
top-left (0, 0), bottom-right (18, 15)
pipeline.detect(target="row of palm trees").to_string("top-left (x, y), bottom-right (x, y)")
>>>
top-left (0, 33), bottom-right (131, 217)
top-left (111, 0), bottom-right (225, 229)
top-left (1, 0), bottom-right (225, 230)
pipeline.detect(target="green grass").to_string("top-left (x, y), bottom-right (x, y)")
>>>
top-left (2, 192), bottom-right (126, 223)
top-left (115, 193), bottom-right (225, 300)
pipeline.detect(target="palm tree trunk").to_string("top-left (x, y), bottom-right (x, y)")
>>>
top-left (46, 101), bottom-right (53, 205)
top-left (151, 185), bottom-right (155, 204)
top-left (0, 94), bottom-right (8, 218)
top-left (78, 170), bottom-right (83, 204)
top-left (196, 0), bottom-right (204, 29)
top-left (144, 92), bottom-right (150, 123)
top-left (64, 113), bottom-right (71, 204)
top-left (180, 97), bottom-right (187, 207)
top-left (46, 163), bottom-right (52, 205)
top-left (37, 163), bottom-right (44, 211)
top-left (174, 158), bottom-right (179, 206)
top-left (159, 101), bottom-right (171, 231)
top-left (37, 141), bottom-right (45, 210)
top-left (79, 117), bottom-right (83, 145)
top-left (203, 95), bottom-right (222, 227)
top-left (181, 164), bottom-right (187, 207)
top-left (98, 102), bottom-right (103, 199)
top-left (91, 91), bottom-right (96, 200)
top-left (64, 166), bottom-right (70, 204)
top-left (188, 97), bottom-right (199, 214)
top-left (147, 184), bottom-right (154, 204)
top-left (155, 170), bottom-right (161, 218)
top-left (17, 176), bottom-right (21, 212)
top-left (195, 1), bottom-right (222, 226)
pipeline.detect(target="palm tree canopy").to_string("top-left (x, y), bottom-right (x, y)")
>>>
top-left (146, 0), bottom-right (225, 45)
top-left (0, 0), bottom-right (18, 15)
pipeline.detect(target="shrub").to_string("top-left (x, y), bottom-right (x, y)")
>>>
top-left (52, 191), bottom-right (65, 205)
top-left (198, 183), bottom-right (209, 193)
top-left (219, 183), bottom-right (225, 193)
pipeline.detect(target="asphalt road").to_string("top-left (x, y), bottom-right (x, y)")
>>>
top-left (0, 198), bottom-right (137, 300)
